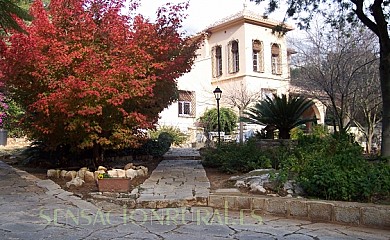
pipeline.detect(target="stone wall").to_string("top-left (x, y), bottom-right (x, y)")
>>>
top-left (208, 194), bottom-right (390, 229)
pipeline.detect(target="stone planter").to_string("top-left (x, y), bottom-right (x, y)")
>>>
top-left (97, 178), bottom-right (131, 193)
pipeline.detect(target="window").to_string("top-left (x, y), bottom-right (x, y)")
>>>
top-left (178, 102), bottom-right (191, 115)
top-left (178, 90), bottom-right (196, 117)
top-left (252, 40), bottom-right (264, 72)
top-left (228, 40), bottom-right (239, 73)
top-left (271, 43), bottom-right (282, 75)
top-left (212, 45), bottom-right (223, 77)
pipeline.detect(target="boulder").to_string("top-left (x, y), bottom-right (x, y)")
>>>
top-left (84, 171), bottom-right (95, 182)
top-left (66, 176), bottom-right (84, 188)
top-left (60, 170), bottom-right (67, 178)
top-left (97, 166), bottom-right (107, 171)
top-left (107, 169), bottom-right (118, 178)
top-left (47, 169), bottom-right (60, 178)
top-left (65, 171), bottom-right (77, 180)
top-left (124, 163), bottom-right (134, 170)
top-left (116, 169), bottom-right (126, 178)
top-left (250, 183), bottom-right (267, 194)
top-left (125, 169), bottom-right (137, 179)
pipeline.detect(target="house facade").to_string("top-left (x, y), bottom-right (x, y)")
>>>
top-left (158, 7), bottom-right (325, 141)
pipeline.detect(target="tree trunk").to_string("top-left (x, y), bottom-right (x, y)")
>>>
top-left (92, 143), bottom-right (104, 169)
top-left (379, 43), bottom-right (390, 161)
top-left (279, 128), bottom-right (291, 139)
top-left (239, 108), bottom-right (244, 144)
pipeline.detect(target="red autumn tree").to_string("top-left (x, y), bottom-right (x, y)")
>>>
top-left (0, 0), bottom-right (200, 165)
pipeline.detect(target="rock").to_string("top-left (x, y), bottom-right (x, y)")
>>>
top-left (234, 180), bottom-right (246, 188)
top-left (250, 183), bottom-right (267, 194)
top-left (97, 166), bottom-right (107, 171)
top-left (60, 170), bottom-right (67, 178)
top-left (135, 166), bottom-right (148, 176)
top-left (125, 169), bottom-right (137, 179)
top-left (65, 171), bottom-right (77, 180)
top-left (286, 194), bottom-right (293, 197)
top-left (124, 163), bottom-right (134, 170)
top-left (77, 168), bottom-right (87, 180)
top-left (287, 189), bottom-right (294, 194)
top-left (84, 171), bottom-right (95, 182)
top-left (47, 169), bottom-right (60, 178)
top-left (66, 176), bottom-right (84, 188)
top-left (107, 169), bottom-right (119, 178)
top-left (229, 175), bottom-right (241, 181)
top-left (283, 180), bottom-right (294, 190)
top-left (135, 169), bottom-right (145, 177)
top-left (116, 169), bottom-right (126, 178)
top-left (267, 193), bottom-right (279, 197)
top-left (263, 181), bottom-right (278, 192)
top-left (293, 184), bottom-right (305, 195)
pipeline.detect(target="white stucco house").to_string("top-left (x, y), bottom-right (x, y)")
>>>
top-left (158, 6), bottom-right (325, 142)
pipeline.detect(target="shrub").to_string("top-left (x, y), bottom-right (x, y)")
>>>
top-left (149, 125), bottom-right (188, 146)
top-left (290, 134), bottom-right (390, 202)
top-left (139, 132), bottom-right (173, 157)
top-left (202, 139), bottom-right (272, 173)
top-left (198, 107), bottom-right (237, 135)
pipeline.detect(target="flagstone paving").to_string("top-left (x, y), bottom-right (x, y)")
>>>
top-left (0, 150), bottom-right (390, 239)
top-left (136, 148), bottom-right (209, 208)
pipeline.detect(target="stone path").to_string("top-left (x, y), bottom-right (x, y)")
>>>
top-left (136, 148), bottom-right (209, 208)
top-left (1, 159), bottom-right (390, 239)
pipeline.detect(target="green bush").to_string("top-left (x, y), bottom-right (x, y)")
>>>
top-left (137, 132), bottom-right (173, 157)
top-left (289, 134), bottom-right (390, 202)
top-left (198, 107), bottom-right (237, 135)
top-left (149, 126), bottom-right (188, 146)
top-left (202, 139), bottom-right (272, 173)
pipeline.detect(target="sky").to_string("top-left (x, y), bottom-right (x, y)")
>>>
top-left (135, 0), bottom-right (295, 35)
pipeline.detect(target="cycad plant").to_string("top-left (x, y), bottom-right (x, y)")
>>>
top-left (243, 94), bottom-right (316, 139)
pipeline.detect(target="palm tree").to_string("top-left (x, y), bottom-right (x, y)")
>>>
top-left (243, 94), bottom-right (316, 139)
top-left (0, 0), bottom-right (32, 34)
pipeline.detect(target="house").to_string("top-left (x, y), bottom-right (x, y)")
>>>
top-left (158, 6), bottom-right (325, 142)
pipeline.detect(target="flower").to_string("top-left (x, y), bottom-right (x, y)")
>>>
top-left (98, 172), bottom-right (111, 179)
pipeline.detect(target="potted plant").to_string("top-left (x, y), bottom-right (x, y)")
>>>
top-left (97, 173), bottom-right (132, 193)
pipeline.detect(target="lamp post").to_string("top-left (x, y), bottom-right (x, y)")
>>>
top-left (213, 86), bottom-right (222, 145)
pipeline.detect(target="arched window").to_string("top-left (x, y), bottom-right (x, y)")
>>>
top-left (212, 45), bottom-right (223, 77)
top-left (252, 40), bottom-right (264, 72)
top-left (271, 43), bottom-right (282, 75)
top-left (228, 40), bottom-right (239, 73)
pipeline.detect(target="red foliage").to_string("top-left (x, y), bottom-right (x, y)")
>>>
top-left (0, 0), bottom-right (200, 155)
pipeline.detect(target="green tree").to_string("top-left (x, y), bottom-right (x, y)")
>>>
top-left (249, 0), bottom-right (390, 158)
top-left (198, 107), bottom-right (238, 136)
top-left (243, 94), bottom-right (315, 139)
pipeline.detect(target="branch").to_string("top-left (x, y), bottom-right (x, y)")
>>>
top-left (352, 0), bottom-right (380, 36)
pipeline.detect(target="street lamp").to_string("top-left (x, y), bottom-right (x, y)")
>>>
top-left (213, 86), bottom-right (222, 145)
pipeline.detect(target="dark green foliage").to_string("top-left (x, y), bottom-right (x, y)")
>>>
top-left (284, 134), bottom-right (390, 202)
top-left (242, 94), bottom-right (315, 139)
top-left (202, 139), bottom-right (272, 173)
top-left (198, 107), bottom-right (237, 135)
top-left (202, 132), bottom-right (390, 202)
top-left (149, 125), bottom-right (188, 146)
top-left (4, 98), bottom-right (25, 137)
top-left (142, 132), bottom-right (173, 157)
